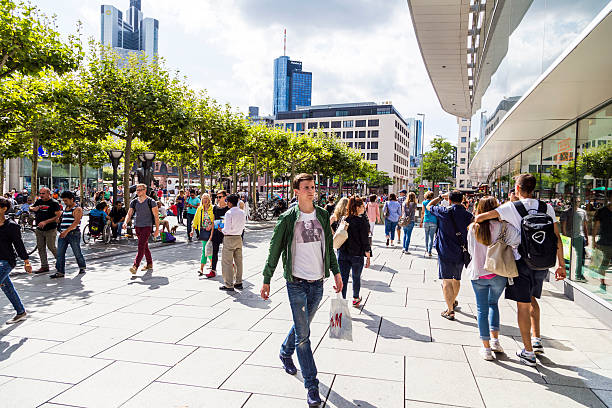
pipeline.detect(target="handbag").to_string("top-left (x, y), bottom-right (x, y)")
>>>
top-left (204, 239), bottom-right (213, 257)
top-left (484, 222), bottom-right (518, 278)
top-left (449, 208), bottom-right (471, 268)
top-left (333, 217), bottom-right (349, 249)
top-left (198, 228), bottom-right (211, 241)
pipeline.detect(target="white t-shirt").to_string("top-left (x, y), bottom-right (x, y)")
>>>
top-left (496, 198), bottom-right (557, 259)
top-left (292, 210), bottom-right (324, 281)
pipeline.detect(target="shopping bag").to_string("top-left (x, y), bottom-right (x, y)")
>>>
top-left (204, 239), bottom-right (213, 257)
top-left (329, 293), bottom-right (352, 341)
top-left (163, 231), bottom-right (176, 243)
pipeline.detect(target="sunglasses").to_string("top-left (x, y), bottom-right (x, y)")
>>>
top-left (217, 195), bottom-right (225, 198)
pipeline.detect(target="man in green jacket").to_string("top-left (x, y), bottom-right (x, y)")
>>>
top-left (261, 173), bottom-right (342, 407)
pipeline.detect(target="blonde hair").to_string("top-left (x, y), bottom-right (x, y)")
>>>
top-left (408, 192), bottom-right (417, 203)
top-left (200, 193), bottom-right (211, 210)
top-left (333, 197), bottom-right (349, 220)
top-left (424, 191), bottom-right (434, 199)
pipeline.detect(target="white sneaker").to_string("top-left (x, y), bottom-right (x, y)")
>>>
top-left (480, 347), bottom-right (494, 361)
top-left (490, 339), bottom-right (504, 353)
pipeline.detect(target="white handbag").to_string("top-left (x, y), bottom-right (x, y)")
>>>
top-left (333, 217), bottom-right (349, 249)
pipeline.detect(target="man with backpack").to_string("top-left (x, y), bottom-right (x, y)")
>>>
top-left (475, 173), bottom-right (565, 367)
top-left (124, 184), bottom-right (160, 274)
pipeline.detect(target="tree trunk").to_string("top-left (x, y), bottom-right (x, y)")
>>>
top-left (0, 157), bottom-right (5, 195)
top-left (78, 152), bottom-right (84, 205)
top-left (316, 172), bottom-right (321, 203)
top-left (252, 155), bottom-right (258, 211)
top-left (197, 133), bottom-right (205, 191)
top-left (123, 120), bottom-right (133, 203)
top-left (290, 162), bottom-right (296, 198)
top-left (338, 175), bottom-right (343, 198)
top-left (232, 160), bottom-right (237, 194)
top-left (210, 170), bottom-right (213, 192)
top-left (31, 135), bottom-right (39, 198)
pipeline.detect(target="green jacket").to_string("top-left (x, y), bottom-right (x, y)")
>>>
top-left (263, 204), bottom-right (340, 284)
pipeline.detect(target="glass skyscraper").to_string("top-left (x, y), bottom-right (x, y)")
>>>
top-left (273, 56), bottom-right (312, 115)
top-left (100, 0), bottom-right (159, 62)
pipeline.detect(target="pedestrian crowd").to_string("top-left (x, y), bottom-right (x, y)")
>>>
top-left (1, 172), bottom-right (610, 407)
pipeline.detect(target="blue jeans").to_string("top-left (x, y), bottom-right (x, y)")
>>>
top-left (471, 275), bottom-right (507, 340)
top-left (0, 260), bottom-right (25, 315)
top-left (281, 279), bottom-right (324, 390)
top-left (402, 222), bottom-right (415, 251)
top-left (384, 219), bottom-right (398, 241)
top-left (423, 222), bottom-right (437, 253)
top-left (337, 250), bottom-right (364, 299)
top-left (56, 230), bottom-right (86, 274)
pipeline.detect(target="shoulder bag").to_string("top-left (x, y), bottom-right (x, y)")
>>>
top-left (484, 222), bottom-right (518, 278)
top-left (333, 216), bottom-right (349, 249)
top-left (449, 208), bottom-right (471, 268)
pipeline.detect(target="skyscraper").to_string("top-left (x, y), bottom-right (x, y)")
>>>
top-left (273, 56), bottom-right (312, 115)
top-left (100, 0), bottom-right (159, 62)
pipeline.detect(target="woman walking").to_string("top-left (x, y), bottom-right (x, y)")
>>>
top-left (467, 196), bottom-right (520, 360)
top-left (193, 193), bottom-right (214, 276)
top-left (330, 197), bottom-right (349, 234)
top-left (176, 190), bottom-right (186, 225)
top-left (421, 191), bottom-right (438, 257)
top-left (366, 194), bottom-right (380, 237)
top-left (402, 192), bottom-right (417, 254)
top-left (382, 193), bottom-right (402, 246)
top-left (337, 197), bottom-right (371, 307)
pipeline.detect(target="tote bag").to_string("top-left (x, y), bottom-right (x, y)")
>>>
top-left (329, 294), bottom-right (352, 341)
top-left (485, 222), bottom-right (518, 278)
top-left (333, 217), bottom-right (349, 249)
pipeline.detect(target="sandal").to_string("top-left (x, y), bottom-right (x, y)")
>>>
top-left (453, 300), bottom-right (459, 308)
top-left (198, 270), bottom-right (204, 276)
top-left (441, 310), bottom-right (455, 320)
top-left (352, 297), bottom-right (362, 307)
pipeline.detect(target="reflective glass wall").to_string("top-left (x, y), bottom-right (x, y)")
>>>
top-left (486, 103), bottom-right (612, 304)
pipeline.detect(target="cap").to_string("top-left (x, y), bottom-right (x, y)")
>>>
top-left (400, 189), bottom-right (407, 193)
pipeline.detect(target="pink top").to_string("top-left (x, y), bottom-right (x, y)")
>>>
top-left (366, 202), bottom-right (380, 223)
top-left (479, 273), bottom-right (496, 279)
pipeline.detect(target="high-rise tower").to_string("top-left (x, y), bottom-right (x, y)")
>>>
top-left (272, 33), bottom-right (312, 115)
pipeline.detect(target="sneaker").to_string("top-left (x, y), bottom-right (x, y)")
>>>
top-left (279, 353), bottom-right (297, 375)
top-left (386, 238), bottom-right (389, 246)
top-left (428, 252), bottom-right (433, 257)
top-left (34, 266), bottom-right (49, 274)
top-left (307, 388), bottom-right (322, 407)
top-left (219, 285), bottom-right (235, 292)
top-left (490, 339), bottom-right (504, 353)
top-left (532, 338), bottom-right (544, 354)
top-left (78, 268), bottom-right (86, 274)
top-left (404, 250), bottom-right (411, 254)
top-left (516, 349), bottom-right (537, 367)
top-left (574, 276), bottom-right (587, 283)
top-left (234, 283), bottom-right (243, 290)
top-left (600, 283), bottom-right (607, 292)
top-left (396, 239), bottom-right (401, 244)
top-left (480, 347), bottom-right (494, 361)
top-left (6, 312), bottom-right (27, 324)
top-left (129, 266), bottom-right (137, 274)
top-left (206, 271), bottom-right (216, 279)
top-left (141, 264), bottom-right (153, 271)
top-left (49, 272), bottom-right (65, 279)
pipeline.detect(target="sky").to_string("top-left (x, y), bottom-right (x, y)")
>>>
top-left (34, 0), bottom-right (459, 148)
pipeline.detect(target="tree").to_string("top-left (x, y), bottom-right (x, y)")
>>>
top-left (420, 137), bottom-right (455, 188)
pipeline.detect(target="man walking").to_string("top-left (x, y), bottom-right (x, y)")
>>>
top-left (219, 194), bottom-right (245, 291)
top-left (0, 197), bottom-right (32, 324)
top-left (260, 173), bottom-right (342, 407)
top-left (396, 189), bottom-right (407, 244)
top-left (427, 191), bottom-right (473, 321)
top-left (124, 184), bottom-right (160, 274)
top-left (30, 187), bottom-right (62, 274)
top-left (50, 191), bottom-right (86, 278)
top-left (185, 189), bottom-right (200, 242)
top-left (206, 190), bottom-right (229, 278)
top-left (475, 174), bottom-right (565, 366)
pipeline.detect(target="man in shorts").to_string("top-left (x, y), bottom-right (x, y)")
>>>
top-left (475, 174), bottom-right (565, 366)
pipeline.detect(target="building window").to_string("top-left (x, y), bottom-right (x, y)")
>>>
top-left (357, 142), bottom-right (366, 149)
top-left (461, 137), bottom-right (467, 143)
top-left (460, 158), bottom-right (466, 164)
top-left (308, 122), bottom-right (317, 129)
top-left (344, 131), bottom-right (353, 139)
top-left (461, 126), bottom-right (468, 132)
top-left (370, 153), bottom-right (378, 160)
top-left (343, 120), bottom-right (353, 128)
top-left (460, 180), bottom-right (465, 188)
top-left (296, 122), bottom-right (304, 131)
top-left (357, 130), bottom-right (366, 138)
top-left (347, 142), bottom-right (353, 148)
top-left (355, 120), bottom-right (366, 127)
top-left (460, 169), bottom-right (465, 174)
top-left (461, 147), bottom-right (466, 153)
top-left (331, 121), bottom-right (341, 128)
top-left (336, 110), bottom-right (348, 116)
top-left (319, 121), bottom-right (329, 129)
top-left (368, 119), bottom-right (379, 126)
top-left (286, 123), bottom-right (294, 131)
top-left (369, 130), bottom-right (379, 138)
top-left (369, 141), bottom-right (378, 149)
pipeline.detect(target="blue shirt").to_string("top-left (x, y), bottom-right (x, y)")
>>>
top-left (186, 197), bottom-right (200, 215)
top-left (430, 204), bottom-right (473, 262)
top-left (88, 208), bottom-right (107, 221)
top-left (383, 200), bottom-right (402, 222)
top-left (422, 200), bottom-right (437, 224)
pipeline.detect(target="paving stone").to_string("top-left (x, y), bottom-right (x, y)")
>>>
top-left (0, 352), bottom-right (111, 384)
top-left (44, 302), bottom-right (123, 325)
top-left (378, 338), bottom-right (467, 362)
top-left (0, 336), bottom-right (59, 369)
top-left (205, 308), bottom-right (272, 330)
top-left (154, 303), bottom-right (228, 319)
top-left (250, 317), bottom-right (329, 338)
top-left (123, 381), bottom-right (250, 407)
top-left (359, 304), bottom-right (429, 320)
top-left (131, 316), bottom-right (208, 343)
top-left (404, 356), bottom-right (484, 407)
top-left (51, 361), bottom-right (168, 408)
top-left (463, 345), bottom-right (544, 383)
top-left (116, 297), bottom-right (179, 314)
top-left (158, 347), bottom-right (249, 388)
top-left (477, 376), bottom-right (606, 408)
top-left (0, 320), bottom-right (94, 342)
top-left (0, 378), bottom-right (71, 408)
top-left (242, 394), bottom-right (305, 408)
top-left (244, 332), bottom-right (321, 369)
top-left (178, 291), bottom-right (232, 307)
top-left (84, 311), bottom-right (168, 331)
top-left (591, 389), bottom-right (612, 408)
top-left (96, 339), bottom-right (196, 366)
top-left (315, 347), bottom-right (403, 381)
top-left (46, 327), bottom-right (139, 357)
top-left (404, 401), bottom-right (465, 407)
top-left (378, 316), bottom-right (432, 342)
top-left (585, 351), bottom-right (612, 370)
top-left (325, 375), bottom-right (404, 408)
top-left (178, 326), bottom-right (269, 351)
top-left (318, 325), bottom-right (379, 352)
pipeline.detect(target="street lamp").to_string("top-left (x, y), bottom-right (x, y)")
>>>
top-left (138, 152), bottom-right (156, 190)
top-left (108, 149), bottom-right (124, 206)
top-left (417, 113), bottom-right (425, 199)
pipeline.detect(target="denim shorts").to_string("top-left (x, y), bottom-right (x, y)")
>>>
top-left (505, 258), bottom-right (547, 303)
top-left (438, 260), bottom-right (463, 280)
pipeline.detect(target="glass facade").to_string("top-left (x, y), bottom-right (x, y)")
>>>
top-left (273, 56), bottom-right (312, 114)
top-left (486, 102), bottom-right (612, 304)
top-left (21, 158), bottom-right (101, 193)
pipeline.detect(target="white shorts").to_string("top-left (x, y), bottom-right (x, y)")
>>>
top-left (369, 221), bottom-right (375, 235)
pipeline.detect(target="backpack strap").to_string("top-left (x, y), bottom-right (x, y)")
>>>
top-left (513, 200), bottom-right (529, 218)
top-left (537, 200), bottom-right (547, 214)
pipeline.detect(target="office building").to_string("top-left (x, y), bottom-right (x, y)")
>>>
top-left (455, 118), bottom-right (471, 189)
top-left (275, 102), bottom-right (411, 192)
top-left (408, 0), bottom-right (612, 321)
top-left (247, 106), bottom-right (275, 127)
top-left (406, 117), bottom-right (423, 187)
top-left (100, 0), bottom-right (159, 61)
top-left (273, 56), bottom-right (312, 115)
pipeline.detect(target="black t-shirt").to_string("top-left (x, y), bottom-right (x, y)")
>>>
top-left (33, 198), bottom-right (62, 231)
top-left (109, 207), bottom-right (127, 223)
top-left (325, 203), bottom-right (335, 215)
top-left (212, 205), bottom-right (229, 241)
top-left (595, 206), bottom-right (612, 246)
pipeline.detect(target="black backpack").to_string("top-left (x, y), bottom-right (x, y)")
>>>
top-left (513, 201), bottom-right (558, 270)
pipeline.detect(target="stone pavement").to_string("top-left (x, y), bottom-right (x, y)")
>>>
top-left (0, 226), bottom-right (611, 407)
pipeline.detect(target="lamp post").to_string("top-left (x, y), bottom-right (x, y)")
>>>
top-left (138, 152), bottom-right (156, 193)
top-left (108, 149), bottom-right (124, 206)
top-left (417, 113), bottom-right (425, 200)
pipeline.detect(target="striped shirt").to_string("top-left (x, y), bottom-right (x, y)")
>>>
top-left (59, 205), bottom-right (80, 231)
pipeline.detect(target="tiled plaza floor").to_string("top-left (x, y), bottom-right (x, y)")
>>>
top-left (0, 226), bottom-right (610, 407)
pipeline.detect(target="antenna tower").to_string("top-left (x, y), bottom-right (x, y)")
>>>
top-left (283, 28), bottom-right (286, 56)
